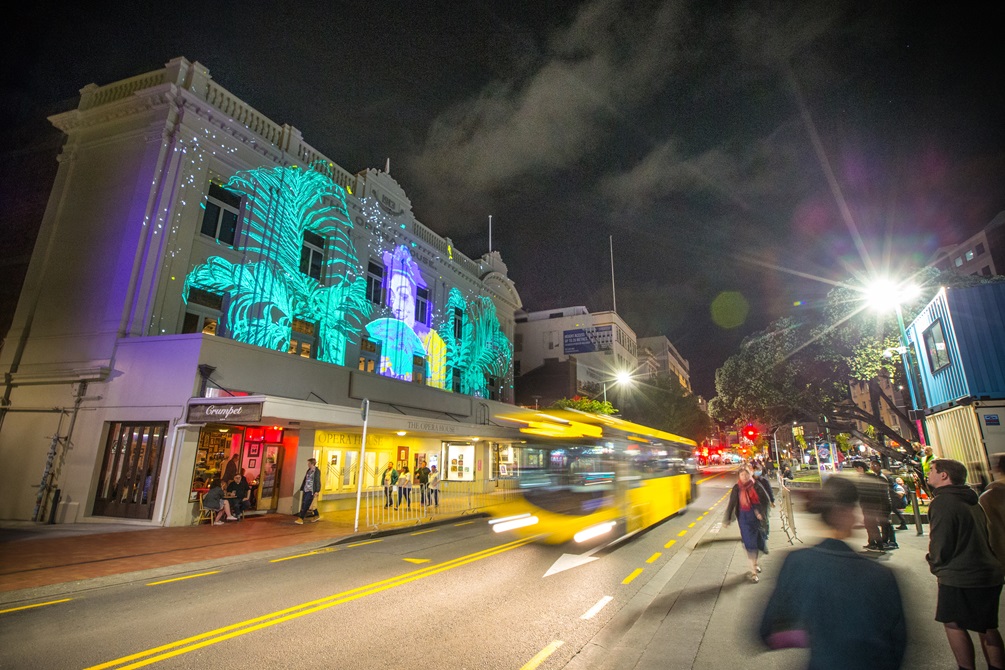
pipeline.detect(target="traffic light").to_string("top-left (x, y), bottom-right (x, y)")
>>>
top-left (743, 424), bottom-right (758, 441)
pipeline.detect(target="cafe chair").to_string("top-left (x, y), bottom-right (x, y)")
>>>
top-left (195, 494), bottom-right (216, 525)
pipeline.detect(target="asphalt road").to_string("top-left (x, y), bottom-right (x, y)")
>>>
top-left (0, 471), bottom-right (736, 670)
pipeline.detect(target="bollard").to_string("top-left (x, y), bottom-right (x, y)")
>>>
top-left (910, 489), bottom-right (924, 536)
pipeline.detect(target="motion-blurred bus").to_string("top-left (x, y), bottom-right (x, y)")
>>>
top-left (489, 408), bottom-right (698, 545)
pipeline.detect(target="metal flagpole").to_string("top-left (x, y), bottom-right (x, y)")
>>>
top-left (488, 215), bottom-right (492, 253)
top-left (610, 235), bottom-right (617, 313)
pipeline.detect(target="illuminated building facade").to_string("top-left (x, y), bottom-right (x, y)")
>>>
top-left (0, 58), bottom-right (521, 525)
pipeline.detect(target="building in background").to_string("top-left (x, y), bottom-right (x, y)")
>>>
top-left (512, 306), bottom-right (693, 410)
top-left (929, 210), bottom-right (1005, 278)
top-left (0, 57), bottom-right (521, 526)
top-left (637, 335), bottom-right (691, 391)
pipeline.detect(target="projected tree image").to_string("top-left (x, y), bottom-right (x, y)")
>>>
top-left (184, 163), bottom-right (370, 364)
top-left (439, 288), bottom-right (513, 398)
top-left (184, 163), bottom-right (511, 398)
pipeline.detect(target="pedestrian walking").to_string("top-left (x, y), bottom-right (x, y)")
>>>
top-left (295, 457), bottom-right (321, 525)
top-left (926, 458), bottom-right (1004, 670)
top-left (981, 454), bottom-right (1005, 573)
top-left (724, 467), bottom-right (770, 582)
top-left (759, 475), bottom-right (906, 669)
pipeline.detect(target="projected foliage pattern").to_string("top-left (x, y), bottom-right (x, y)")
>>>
top-left (184, 163), bottom-right (370, 365)
top-left (438, 287), bottom-right (513, 398)
top-left (184, 163), bottom-right (512, 397)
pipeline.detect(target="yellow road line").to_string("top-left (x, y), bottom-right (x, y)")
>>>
top-left (622, 568), bottom-right (644, 585)
top-left (0, 598), bottom-right (71, 615)
top-left (521, 641), bottom-right (564, 670)
top-left (688, 522), bottom-right (695, 528)
top-left (87, 536), bottom-right (537, 670)
top-left (146, 572), bottom-right (220, 586)
top-left (645, 552), bottom-right (661, 564)
top-left (453, 521), bottom-right (475, 526)
top-left (664, 539), bottom-right (676, 549)
top-left (346, 539), bottom-right (382, 548)
top-left (410, 528), bottom-right (439, 535)
top-left (270, 551), bottom-right (321, 563)
top-left (677, 530), bottom-right (687, 537)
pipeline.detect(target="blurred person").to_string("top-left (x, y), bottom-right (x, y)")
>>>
top-left (724, 467), bottom-right (771, 582)
top-left (980, 454), bottom-right (1005, 573)
top-left (870, 461), bottom-right (898, 549)
top-left (927, 458), bottom-right (1004, 670)
top-left (852, 461), bottom-right (888, 550)
top-left (892, 477), bottom-right (910, 530)
top-left (759, 476), bottom-right (906, 669)
top-left (753, 463), bottom-right (776, 540)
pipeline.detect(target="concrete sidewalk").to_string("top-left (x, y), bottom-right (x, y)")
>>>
top-left (566, 500), bottom-right (993, 670)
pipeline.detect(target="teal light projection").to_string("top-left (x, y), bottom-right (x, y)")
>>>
top-left (184, 163), bottom-right (370, 364)
top-left (184, 162), bottom-right (512, 398)
top-left (438, 287), bottom-right (513, 398)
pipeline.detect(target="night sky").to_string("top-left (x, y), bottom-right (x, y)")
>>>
top-left (3, 1), bottom-right (1004, 397)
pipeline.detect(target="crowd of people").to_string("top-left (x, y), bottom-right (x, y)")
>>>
top-left (743, 451), bottom-right (1005, 670)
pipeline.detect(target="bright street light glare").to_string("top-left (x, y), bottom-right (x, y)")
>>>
top-left (863, 279), bottom-right (920, 312)
top-left (615, 371), bottom-right (633, 385)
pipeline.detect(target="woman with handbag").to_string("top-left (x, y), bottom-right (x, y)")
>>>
top-left (724, 467), bottom-right (771, 582)
top-left (759, 475), bottom-right (906, 669)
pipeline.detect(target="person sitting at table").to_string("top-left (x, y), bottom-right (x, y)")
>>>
top-left (202, 478), bottom-right (237, 525)
top-left (226, 472), bottom-right (252, 519)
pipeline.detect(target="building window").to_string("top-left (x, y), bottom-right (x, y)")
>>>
top-left (452, 367), bottom-right (462, 393)
top-left (514, 333), bottom-right (523, 353)
top-left (200, 183), bottom-right (241, 246)
top-left (412, 355), bottom-right (426, 385)
top-left (300, 231), bottom-right (325, 280)
top-left (289, 319), bottom-right (316, 358)
top-left (358, 337), bottom-right (379, 373)
top-left (923, 319), bottom-right (951, 373)
top-left (453, 307), bottom-right (463, 339)
top-left (954, 257), bottom-right (963, 267)
top-left (366, 261), bottom-right (384, 305)
top-left (982, 266), bottom-right (992, 277)
top-left (965, 249), bottom-right (975, 261)
top-left (976, 242), bottom-right (986, 255)
top-left (415, 286), bottom-right (430, 326)
top-left (182, 288), bottom-right (223, 336)
top-left (487, 376), bottom-right (498, 401)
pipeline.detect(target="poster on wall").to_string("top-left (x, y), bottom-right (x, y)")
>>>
top-left (397, 446), bottom-right (410, 471)
top-left (445, 443), bottom-right (475, 481)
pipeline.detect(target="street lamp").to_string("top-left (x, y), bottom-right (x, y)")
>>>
top-left (865, 279), bottom-right (921, 414)
top-left (602, 370), bottom-right (633, 403)
top-left (866, 278), bottom-right (927, 536)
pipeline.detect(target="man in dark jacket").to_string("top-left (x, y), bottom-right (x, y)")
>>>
top-left (926, 458), bottom-right (1004, 670)
top-left (295, 458), bottom-right (322, 525)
